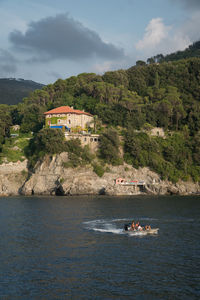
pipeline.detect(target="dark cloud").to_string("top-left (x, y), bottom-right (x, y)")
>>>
top-left (168, 0), bottom-right (200, 44)
top-left (0, 49), bottom-right (17, 75)
top-left (9, 13), bottom-right (124, 62)
top-left (170, 0), bottom-right (200, 10)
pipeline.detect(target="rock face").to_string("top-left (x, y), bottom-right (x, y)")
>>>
top-left (0, 153), bottom-right (200, 196)
top-left (0, 160), bottom-right (28, 196)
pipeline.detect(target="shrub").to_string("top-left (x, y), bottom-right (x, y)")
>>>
top-left (93, 163), bottom-right (104, 177)
top-left (65, 140), bottom-right (94, 167)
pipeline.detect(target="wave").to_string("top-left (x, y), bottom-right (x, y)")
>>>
top-left (84, 219), bottom-right (124, 235)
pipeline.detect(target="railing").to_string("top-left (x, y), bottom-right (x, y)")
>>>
top-left (120, 181), bottom-right (145, 186)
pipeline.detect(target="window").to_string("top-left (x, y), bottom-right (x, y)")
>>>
top-left (84, 138), bottom-right (87, 142)
top-left (69, 120), bottom-right (71, 124)
top-left (90, 138), bottom-right (93, 142)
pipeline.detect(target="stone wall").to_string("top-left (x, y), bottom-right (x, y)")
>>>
top-left (65, 133), bottom-right (100, 151)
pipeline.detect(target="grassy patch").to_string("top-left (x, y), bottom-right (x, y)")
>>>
top-left (0, 134), bottom-right (31, 164)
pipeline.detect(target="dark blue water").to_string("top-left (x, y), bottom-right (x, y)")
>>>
top-left (0, 195), bottom-right (200, 299)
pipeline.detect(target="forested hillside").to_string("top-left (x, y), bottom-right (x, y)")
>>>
top-left (0, 53), bottom-right (200, 182)
top-left (0, 78), bottom-right (44, 105)
top-left (147, 40), bottom-right (200, 63)
top-left (12, 57), bottom-right (199, 134)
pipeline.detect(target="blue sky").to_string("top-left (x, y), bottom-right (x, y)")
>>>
top-left (0, 0), bottom-right (200, 84)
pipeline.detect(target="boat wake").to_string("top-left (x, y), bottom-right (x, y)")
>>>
top-left (83, 218), bottom-right (158, 236)
top-left (84, 219), bottom-right (125, 235)
top-left (83, 216), bottom-right (198, 236)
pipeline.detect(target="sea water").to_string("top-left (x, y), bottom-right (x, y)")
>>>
top-left (0, 195), bottom-right (199, 299)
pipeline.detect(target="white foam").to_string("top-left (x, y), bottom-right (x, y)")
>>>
top-left (84, 218), bottom-right (159, 237)
top-left (93, 228), bottom-right (124, 234)
top-left (84, 219), bottom-right (124, 235)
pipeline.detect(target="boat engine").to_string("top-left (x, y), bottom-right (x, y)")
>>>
top-left (124, 224), bottom-right (130, 231)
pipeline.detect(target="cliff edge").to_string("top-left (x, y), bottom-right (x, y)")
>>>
top-left (0, 153), bottom-right (200, 197)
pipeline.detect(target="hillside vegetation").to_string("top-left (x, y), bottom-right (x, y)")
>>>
top-left (0, 43), bottom-right (200, 182)
top-left (147, 40), bottom-right (200, 63)
top-left (0, 78), bottom-right (44, 105)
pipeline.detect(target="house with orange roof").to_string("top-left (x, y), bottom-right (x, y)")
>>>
top-left (44, 106), bottom-right (94, 132)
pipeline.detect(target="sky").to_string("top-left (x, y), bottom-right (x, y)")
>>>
top-left (0, 0), bottom-right (200, 84)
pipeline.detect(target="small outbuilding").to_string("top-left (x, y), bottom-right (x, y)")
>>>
top-left (115, 178), bottom-right (126, 184)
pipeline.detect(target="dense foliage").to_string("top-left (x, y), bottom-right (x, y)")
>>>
top-left (1, 42), bottom-right (200, 181)
top-left (25, 128), bottom-right (66, 166)
top-left (124, 130), bottom-right (200, 182)
top-left (25, 128), bottom-right (94, 169)
top-left (0, 105), bottom-right (12, 151)
top-left (99, 128), bottom-right (122, 165)
top-left (9, 57), bottom-right (199, 136)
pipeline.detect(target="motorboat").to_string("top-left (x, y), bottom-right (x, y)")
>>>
top-left (124, 224), bottom-right (159, 235)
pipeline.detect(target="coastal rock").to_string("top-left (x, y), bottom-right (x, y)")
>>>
top-left (0, 160), bottom-right (28, 196)
top-left (175, 181), bottom-right (200, 195)
top-left (0, 153), bottom-right (200, 196)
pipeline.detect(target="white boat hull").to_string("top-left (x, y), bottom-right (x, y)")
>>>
top-left (128, 228), bottom-right (159, 235)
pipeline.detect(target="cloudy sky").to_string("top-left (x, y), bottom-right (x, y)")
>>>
top-left (0, 0), bottom-right (200, 84)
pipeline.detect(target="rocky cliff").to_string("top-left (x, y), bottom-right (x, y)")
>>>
top-left (0, 160), bottom-right (28, 196)
top-left (0, 153), bottom-right (200, 197)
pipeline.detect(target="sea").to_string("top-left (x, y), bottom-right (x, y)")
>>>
top-left (0, 195), bottom-right (199, 300)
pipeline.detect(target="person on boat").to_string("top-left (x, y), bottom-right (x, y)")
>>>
top-left (130, 220), bottom-right (135, 231)
top-left (145, 225), bottom-right (151, 231)
top-left (135, 221), bottom-right (143, 231)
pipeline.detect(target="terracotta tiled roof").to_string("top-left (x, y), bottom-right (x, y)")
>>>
top-left (44, 106), bottom-right (92, 116)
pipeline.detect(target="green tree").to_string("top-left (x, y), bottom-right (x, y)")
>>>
top-left (20, 104), bottom-right (44, 133)
top-left (136, 60), bottom-right (146, 66)
top-left (193, 131), bottom-right (200, 165)
top-left (154, 72), bottom-right (160, 89)
top-left (147, 57), bottom-right (155, 64)
top-left (26, 128), bottom-right (66, 166)
top-left (0, 105), bottom-right (12, 151)
top-left (99, 128), bottom-right (122, 165)
top-left (102, 70), bottom-right (129, 88)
